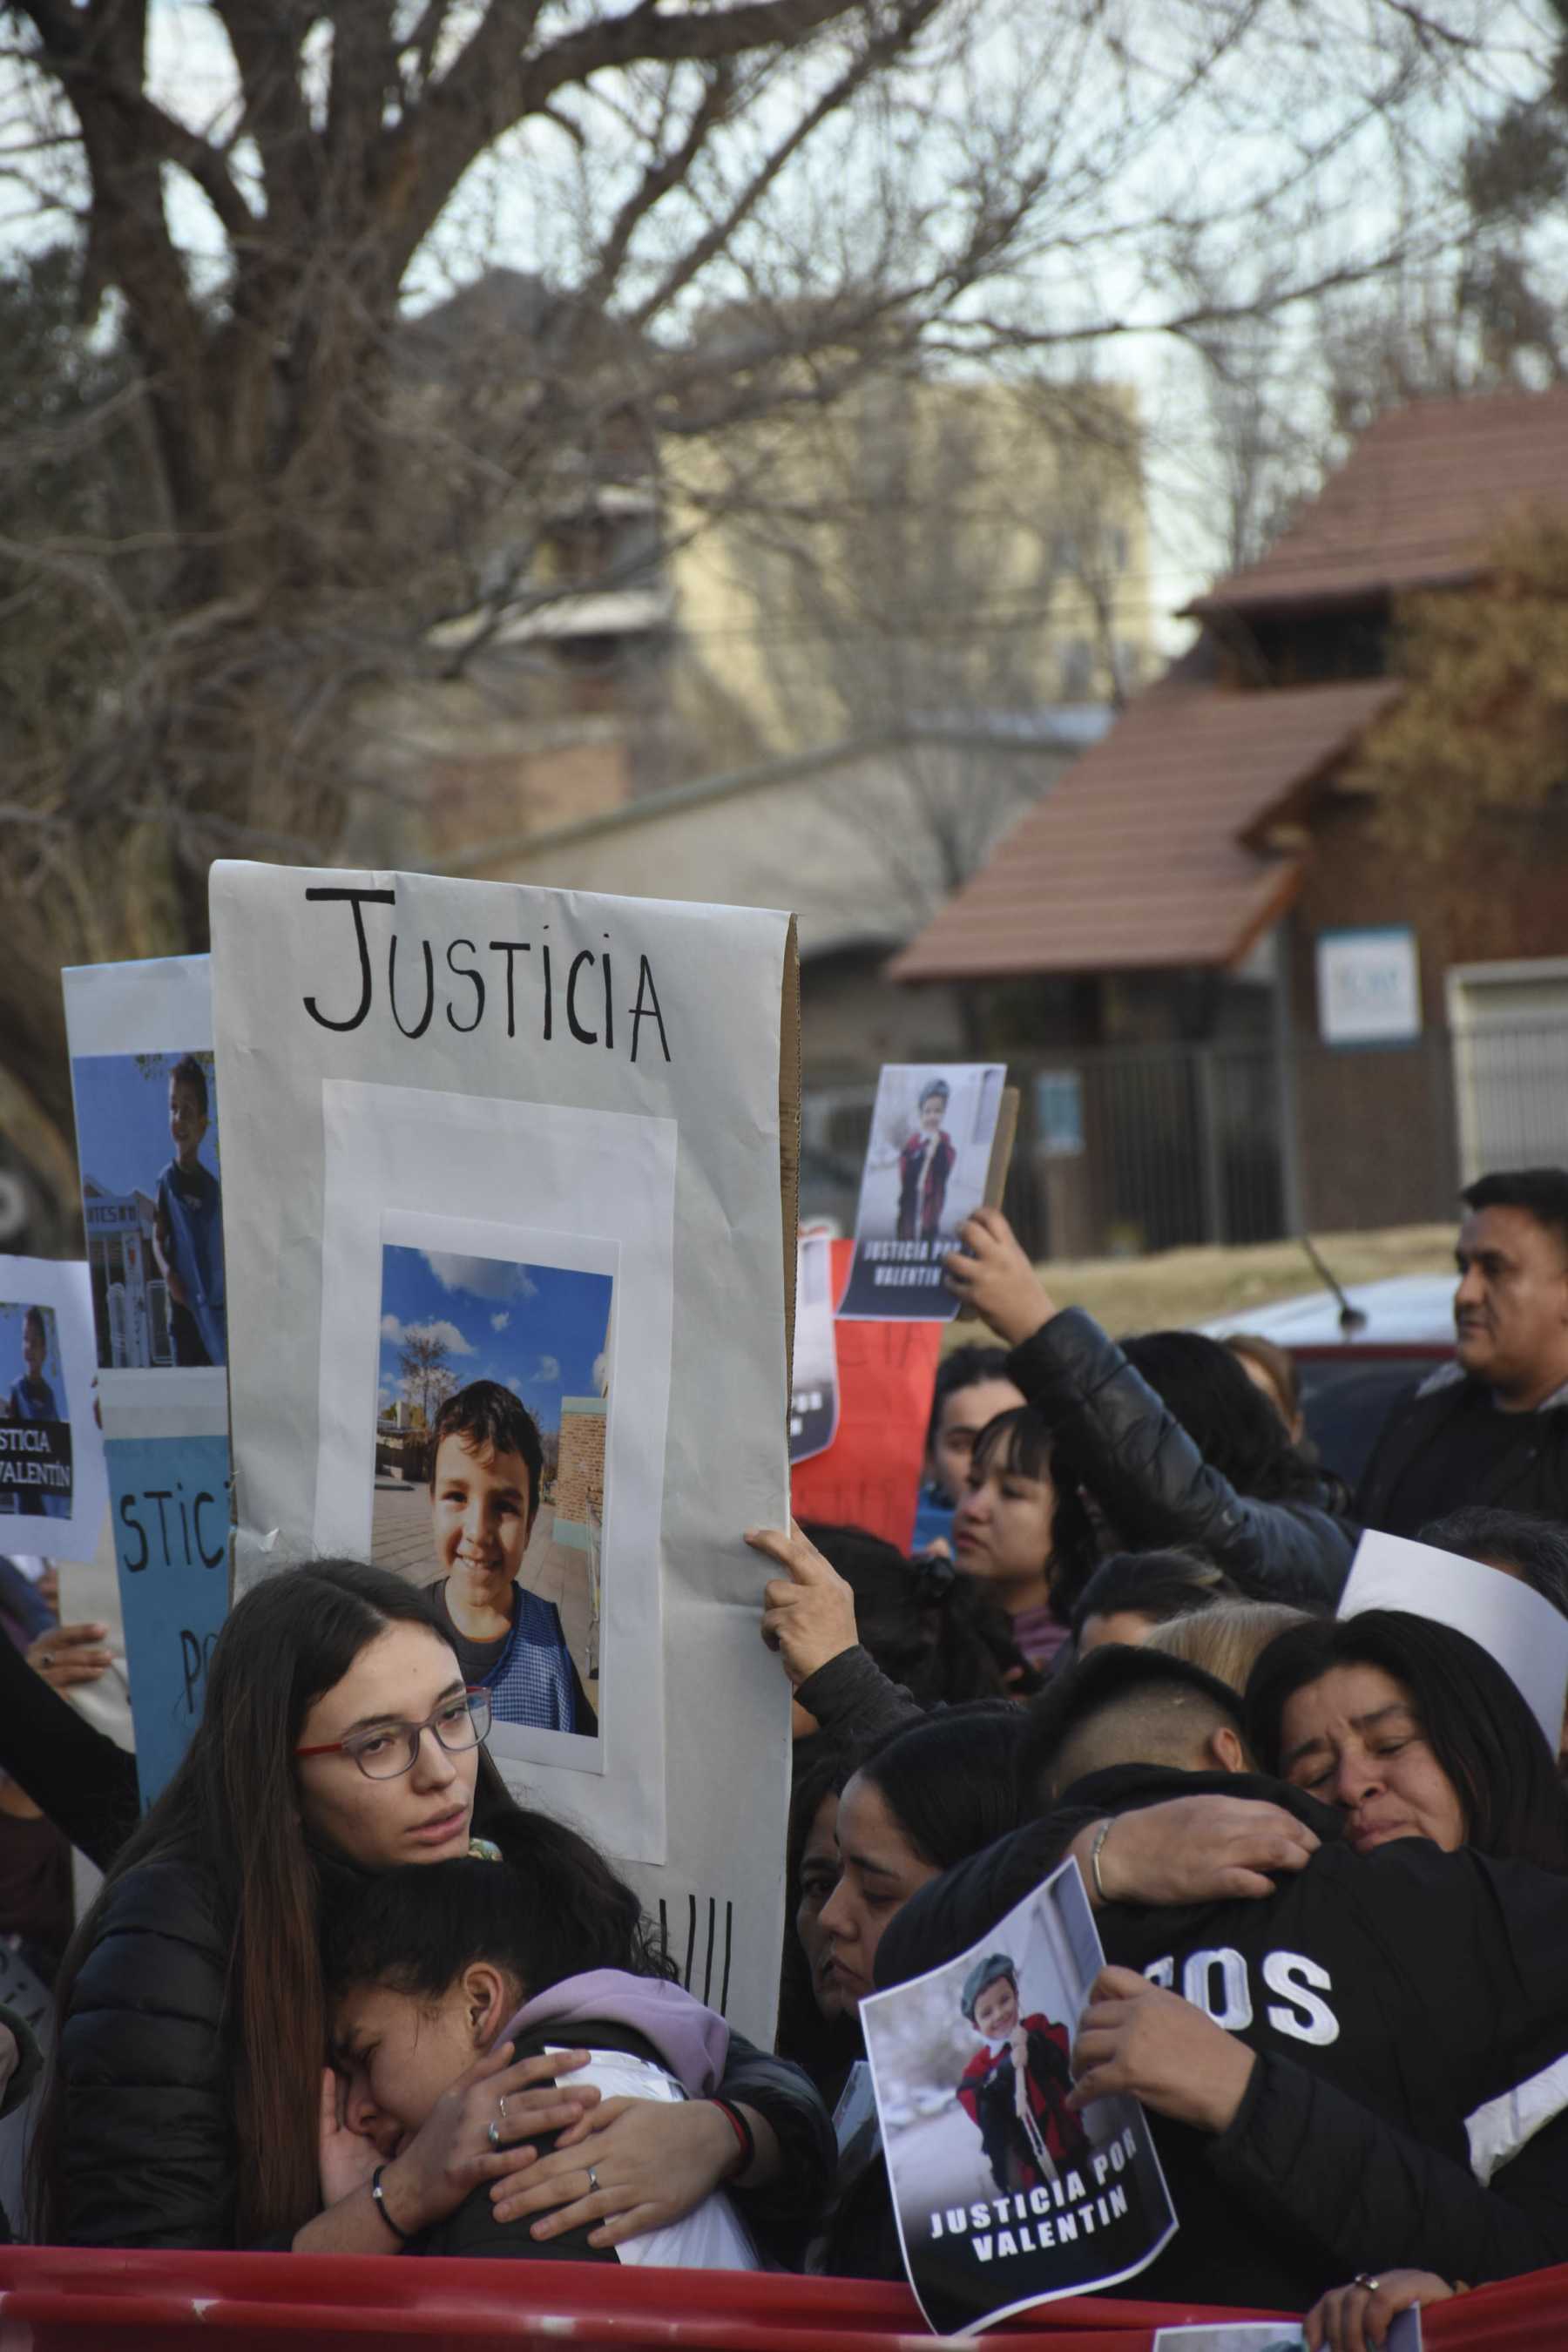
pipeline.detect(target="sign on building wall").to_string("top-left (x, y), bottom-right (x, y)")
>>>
top-left (1315, 925), bottom-right (1422, 1047)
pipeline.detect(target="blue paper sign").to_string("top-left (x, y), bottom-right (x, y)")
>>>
top-left (105, 1433), bottom-right (231, 1807)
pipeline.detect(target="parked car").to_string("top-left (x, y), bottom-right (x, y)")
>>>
top-left (1203, 1273), bottom-right (1455, 1495)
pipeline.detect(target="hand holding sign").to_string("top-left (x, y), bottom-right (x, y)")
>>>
top-left (1069, 1964), bottom-right (1255, 2133)
top-left (747, 1521), bottom-right (859, 1688)
top-left (1305, 2268), bottom-right (1456, 2352)
top-left (26, 1621), bottom-right (115, 1691)
top-left (943, 1207), bottom-right (1057, 1348)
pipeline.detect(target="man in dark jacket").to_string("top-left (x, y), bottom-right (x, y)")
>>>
top-left (1358, 1169), bottom-right (1568, 1538)
top-left (875, 1648), bottom-right (1568, 2312)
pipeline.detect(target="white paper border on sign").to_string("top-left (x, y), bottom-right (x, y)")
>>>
top-left (313, 1080), bottom-right (673, 1865)
top-left (321, 1202), bottom-right (621, 1777)
top-left (0, 1257), bottom-right (109, 1562)
top-left (1340, 1529), bottom-right (1568, 1754)
top-left (61, 954), bottom-right (228, 1429)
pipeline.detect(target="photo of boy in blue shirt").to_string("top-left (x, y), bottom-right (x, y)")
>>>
top-left (3, 1305), bottom-right (68, 1520)
top-left (422, 1380), bottom-right (596, 1737)
top-left (152, 1054), bottom-right (226, 1368)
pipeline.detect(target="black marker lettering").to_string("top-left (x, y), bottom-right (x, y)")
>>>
top-left (541, 940), bottom-right (553, 1041)
top-left (193, 1489), bottom-right (225, 1569)
top-left (148, 1488), bottom-right (174, 1557)
top-left (602, 936), bottom-right (613, 1051)
top-left (178, 1484), bottom-right (191, 1566)
top-left (489, 941), bottom-right (530, 1038)
top-left (389, 932), bottom-right (435, 1038)
top-left (445, 939), bottom-right (485, 1033)
top-left (118, 1492), bottom-right (149, 1574)
top-left (629, 955), bottom-right (671, 1063)
top-left (302, 888), bottom-right (395, 1031)
top-left (566, 950), bottom-right (598, 1044)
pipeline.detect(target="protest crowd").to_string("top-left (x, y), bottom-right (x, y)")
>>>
top-left (5, 1130), bottom-right (1568, 2352)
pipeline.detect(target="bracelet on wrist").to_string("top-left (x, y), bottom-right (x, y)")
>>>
top-left (369, 2161), bottom-right (416, 2246)
top-left (709, 2098), bottom-right (756, 2180)
top-left (1090, 1816), bottom-right (1114, 1904)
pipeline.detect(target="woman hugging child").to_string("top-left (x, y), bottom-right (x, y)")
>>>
top-left (321, 1855), bottom-right (760, 2269)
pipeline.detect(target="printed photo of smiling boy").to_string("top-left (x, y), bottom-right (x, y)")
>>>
top-left (422, 1382), bottom-right (596, 1736)
top-left (369, 1243), bottom-right (612, 1738)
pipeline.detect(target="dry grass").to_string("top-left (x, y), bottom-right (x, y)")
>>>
top-left (946, 1223), bottom-right (1456, 1343)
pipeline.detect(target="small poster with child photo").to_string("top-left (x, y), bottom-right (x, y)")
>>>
top-left (368, 1218), bottom-right (617, 1760)
top-left (0, 1257), bottom-right (108, 1560)
top-left (837, 1064), bottom-right (1007, 1322)
top-left (860, 1856), bottom-right (1175, 2335)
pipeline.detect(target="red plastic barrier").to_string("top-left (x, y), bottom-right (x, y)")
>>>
top-left (0, 2249), bottom-right (1286, 2350)
top-left (1, 2248), bottom-right (1564, 2348)
top-left (790, 1240), bottom-right (943, 1550)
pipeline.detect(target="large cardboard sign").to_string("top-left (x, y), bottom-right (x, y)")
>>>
top-left (211, 863), bottom-right (798, 2043)
top-left (839, 1064), bottom-right (1007, 1321)
top-left (64, 955), bottom-right (233, 1803)
top-left (0, 1258), bottom-right (107, 1559)
top-left (861, 1859), bottom-right (1175, 2335)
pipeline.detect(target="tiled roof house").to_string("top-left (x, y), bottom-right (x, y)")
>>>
top-left (891, 388), bottom-right (1568, 1243)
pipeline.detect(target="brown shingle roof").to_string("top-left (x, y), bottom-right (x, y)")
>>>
top-left (1189, 385), bottom-right (1568, 616)
top-left (889, 676), bottom-right (1396, 981)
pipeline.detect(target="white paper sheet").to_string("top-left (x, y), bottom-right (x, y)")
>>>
top-left (1340, 1529), bottom-right (1568, 1753)
top-left (211, 862), bottom-right (794, 2042)
top-left (314, 1096), bottom-right (672, 1862)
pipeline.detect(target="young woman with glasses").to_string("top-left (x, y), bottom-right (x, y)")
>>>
top-left (31, 1560), bottom-right (829, 2254)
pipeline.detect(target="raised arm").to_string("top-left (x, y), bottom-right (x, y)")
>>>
top-left (943, 1207), bottom-right (1352, 1605)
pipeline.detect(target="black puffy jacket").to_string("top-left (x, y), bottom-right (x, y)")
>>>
top-left (52, 1851), bottom-right (834, 2251)
top-left (1007, 1310), bottom-right (1355, 1607)
top-left (55, 1854), bottom-right (237, 2247)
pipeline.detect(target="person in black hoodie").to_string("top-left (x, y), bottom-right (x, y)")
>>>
top-left (31, 1560), bottom-right (830, 2256)
top-left (872, 1639), bottom-right (1568, 2314)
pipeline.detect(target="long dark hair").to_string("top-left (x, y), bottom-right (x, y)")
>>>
top-left (1120, 1330), bottom-right (1328, 1509)
top-left (853, 1702), bottom-right (1029, 1869)
top-left (800, 1520), bottom-right (1040, 1701)
top-left (1245, 1609), bottom-right (1568, 1871)
top-left (777, 1736), bottom-right (860, 2092)
top-left (1069, 1548), bottom-right (1237, 1645)
top-left (31, 1559), bottom-right (659, 2244)
top-left (321, 1852), bottom-right (652, 2007)
top-left (968, 1406), bottom-right (1098, 1625)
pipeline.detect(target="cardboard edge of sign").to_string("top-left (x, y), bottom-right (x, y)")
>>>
top-left (779, 916), bottom-right (801, 1377)
top-left (951, 1083), bottom-right (1020, 1323)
